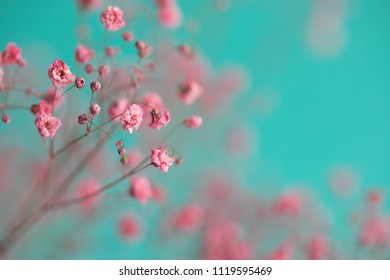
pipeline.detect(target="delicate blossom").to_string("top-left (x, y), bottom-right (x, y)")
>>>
top-left (90, 81), bottom-right (101, 92)
top-left (47, 60), bottom-right (75, 88)
top-left (129, 176), bottom-right (152, 204)
top-left (75, 45), bottom-right (94, 64)
top-left (34, 111), bottom-right (62, 139)
top-left (151, 147), bottom-right (174, 173)
top-left (100, 6), bottom-right (125, 31)
top-left (150, 109), bottom-right (170, 129)
top-left (75, 77), bottom-right (85, 89)
top-left (179, 80), bottom-right (203, 104)
top-left (1, 43), bottom-right (24, 65)
top-left (183, 116), bottom-right (202, 128)
top-left (120, 104), bottom-right (143, 133)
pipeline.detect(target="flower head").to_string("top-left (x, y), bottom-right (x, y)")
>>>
top-left (101, 6), bottom-right (125, 31)
top-left (48, 60), bottom-right (75, 88)
top-left (129, 176), bottom-right (152, 204)
top-left (151, 147), bottom-right (174, 173)
top-left (150, 109), bottom-right (170, 129)
top-left (183, 115), bottom-right (202, 128)
top-left (120, 104), bottom-right (143, 133)
top-left (34, 110), bottom-right (62, 139)
top-left (1, 43), bottom-right (24, 65)
top-left (75, 45), bottom-right (94, 64)
top-left (179, 80), bottom-right (203, 104)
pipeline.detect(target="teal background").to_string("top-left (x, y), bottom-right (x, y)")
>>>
top-left (1, 0), bottom-right (390, 259)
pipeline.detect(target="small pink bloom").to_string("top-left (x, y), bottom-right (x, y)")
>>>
top-left (1, 114), bottom-right (10, 124)
top-left (151, 147), bottom-right (174, 173)
top-left (85, 64), bottom-right (94, 74)
top-left (177, 44), bottom-right (192, 57)
top-left (129, 176), bottom-right (152, 204)
top-left (75, 45), bottom-right (94, 64)
top-left (183, 115), bottom-right (202, 128)
top-left (150, 109), bottom-right (170, 129)
top-left (105, 46), bottom-right (116, 57)
top-left (158, 5), bottom-right (182, 29)
top-left (172, 203), bottom-right (203, 233)
top-left (273, 191), bottom-right (303, 216)
top-left (77, 178), bottom-right (101, 211)
top-left (90, 81), bottom-right (101, 92)
top-left (34, 110), bottom-right (62, 139)
top-left (135, 40), bottom-right (152, 59)
top-left (98, 65), bottom-right (110, 77)
top-left (78, 114), bottom-right (89, 125)
top-left (100, 6), bottom-right (125, 31)
top-left (90, 103), bottom-right (101, 115)
top-left (179, 80), bottom-right (203, 104)
top-left (118, 215), bottom-right (140, 240)
top-left (1, 43), bottom-right (23, 65)
top-left (108, 98), bottom-right (129, 122)
top-left (120, 104), bottom-right (143, 133)
top-left (367, 189), bottom-right (383, 206)
top-left (48, 60), bottom-right (75, 88)
top-left (122, 32), bottom-right (133, 42)
top-left (78, 0), bottom-right (101, 10)
top-left (306, 235), bottom-right (330, 260)
top-left (359, 216), bottom-right (390, 247)
top-left (32, 100), bottom-right (52, 115)
top-left (75, 77), bottom-right (85, 89)
top-left (115, 139), bottom-right (126, 156)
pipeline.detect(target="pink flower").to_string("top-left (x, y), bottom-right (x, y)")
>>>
top-left (75, 45), bottom-right (94, 64)
top-left (75, 77), bottom-right (85, 89)
top-left (273, 191), bottom-right (303, 216)
top-left (34, 110), bottom-right (62, 139)
top-left (120, 104), bottom-right (143, 133)
top-left (78, 0), bottom-right (101, 10)
top-left (47, 60), bottom-right (75, 88)
top-left (108, 98), bottom-right (129, 122)
top-left (98, 65), bottom-right (110, 77)
top-left (122, 32), bottom-right (133, 42)
top-left (179, 80), bottom-right (203, 104)
top-left (172, 203), bottom-right (203, 233)
top-left (158, 5), bottom-right (182, 29)
top-left (151, 147), bottom-right (174, 173)
top-left (129, 176), bottom-right (152, 204)
top-left (1, 114), bottom-right (10, 124)
top-left (135, 40), bottom-right (152, 59)
top-left (183, 115), bottom-right (202, 128)
top-left (90, 81), bottom-right (101, 92)
top-left (118, 215), bottom-right (140, 240)
top-left (100, 6), bottom-right (125, 31)
top-left (150, 109), bottom-right (170, 129)
top-left (1, 43), bottom-right (23, 65)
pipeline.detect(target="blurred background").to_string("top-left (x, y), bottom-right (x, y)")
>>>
top-left (1, 0), bottom-right (390, 259)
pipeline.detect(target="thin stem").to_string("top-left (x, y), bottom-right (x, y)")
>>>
top-left (158, 122), bottom-right (183, 147)
top-left (55, 113), bottom-right (124, 157)
top-left (56, 84), bottom-right (76, 100)
top-left (47, 163), bottom-right (152, 210)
